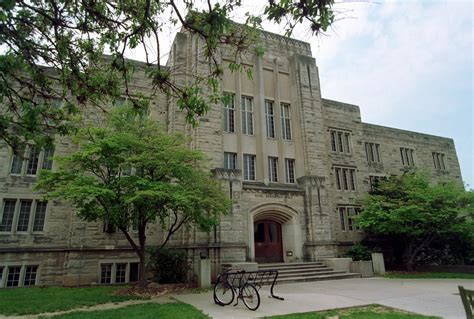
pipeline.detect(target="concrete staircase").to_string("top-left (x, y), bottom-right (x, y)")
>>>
top-left (258, 261), bottom-right (360, 284)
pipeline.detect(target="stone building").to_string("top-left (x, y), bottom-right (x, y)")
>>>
top-left (0, 28), bottom-right (463, 288)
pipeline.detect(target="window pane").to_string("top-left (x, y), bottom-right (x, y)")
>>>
top-left (268, 223), bottom-right (279, 243)
top-left (344, 133), bottom-right (351, 153)
top-left (254, 222), bottom-right (265, 243)
top-left (243, 154), bottom-right (255, 181)
top-left (281, 103), bottom-right (291, 140)
top-left (41, 148), bottom-right (55, 170)
top-left (331, 132), bottom-right (337, 152)
top-left (0, 267), bottom-right (3, 283)
top-left (100, 264), bottom-right (112, 284)
top-left (23, 265), bottom-right (38, 286)
top-left (10, 150), bottom-right (24, 174)
top-left (268, 157), bottom-right (278, 182)
top-left (0, 200), bottom-right (16, 232)
top-left (6, 266), bottom-right (21, 287)
top-left (265, 101), bottom-right (275, 138)
top-left (116, 263), bottom-right (127, 283)
top-left (17, 200), bottom-right (32, 232)
top-left (285, 159), bottom-right (295, 183)
top-left (33, 201), bottom-right (47, 232)
top-left (339, 208), bottom-right (346, 231)
top-left (335, 168), bottom-right (341, 190)
top-left (241, 96), bottom-right (253, 135)
top-left (223, 93), bottom-right (235, 133)
top-left (224, 152), bottom-right (236, 170)
top-left (26, 146), bottom-right (40, 175)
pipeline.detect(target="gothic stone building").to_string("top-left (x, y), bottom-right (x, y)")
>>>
top-left (0, 29), bottom-right (463, 288)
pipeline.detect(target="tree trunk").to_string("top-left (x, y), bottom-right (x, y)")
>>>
top-left (138, 247), bottom-right (147, 288)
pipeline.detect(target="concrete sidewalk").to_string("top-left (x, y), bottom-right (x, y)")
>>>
top-left (173, 278), bottom-right (473, 319)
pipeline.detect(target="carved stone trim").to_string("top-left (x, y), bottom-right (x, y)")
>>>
top-left (297, 175), bottom-right (325, 188)
top-left (211, 168), bottom-right (241, 181)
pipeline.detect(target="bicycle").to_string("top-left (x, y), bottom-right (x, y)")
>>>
top-left (213, 270), bottom-right (261, 311)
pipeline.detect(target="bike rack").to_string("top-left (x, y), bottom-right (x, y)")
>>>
top-left (213, 269), bottom-right (284, 311)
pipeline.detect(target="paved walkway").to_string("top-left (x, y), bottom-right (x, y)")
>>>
top-left (173, 278), bottom-right (474, 319)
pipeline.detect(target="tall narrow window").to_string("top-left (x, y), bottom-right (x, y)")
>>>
top-left (224, 152), bottom-right (237, 170)
top-left (400, 148), bottom-right (415, 166)
top-left (0, 267), bottom-right (3, 284)
top-left (365, 142), bottom-right (381, 163)
top-left (432, 152), bottom-right (446, 170)
top-left (0, 199), bottom-right (16, 232)
top-left (223, 93), bottom-right (235, 133)
top-left (115, 263), bottom-right (127, 283)
top-left (17, 200), bottom-right (32, 232)
top-left (243, 154), bottom-right (256, 181)
top-left (265, 100), bottom-right (275, 138)
top-left (241, 96), bottom-right (254, 135)
top-left (330, 131), bottom-right (337, 152)
top-left (329, 129), bottom-right (351, 154)
top-left (334, 167), bottom-right (356, 191)
top-left (285, 158), bottom-right (295, 183)
top-left (100, 264), bottom-right (112, 284)
top-left (6, 266), bottom-right (21, 287)
top-left (33, 201), bottom-right (47, 232)
top-left (26, 146), bottom-right (40, 175)
top-left (10, 149), bottom-right (24, 174)
top-left (23, 266), bottom-right (38, 286)
top-left (281, 103), bottom-right (292, 140)
top-left (41, 148), bottom-right (55, 170)
top-left (268, 157), bottom-right (278, 182)
top-left (339, 207), bottom-right (346, 231)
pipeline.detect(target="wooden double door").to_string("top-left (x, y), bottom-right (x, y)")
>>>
top-left (254, 220), bottom-right (283, 263)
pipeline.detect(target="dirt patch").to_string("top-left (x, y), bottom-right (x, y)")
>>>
top-left (115, 282), bottom-right (198, 298)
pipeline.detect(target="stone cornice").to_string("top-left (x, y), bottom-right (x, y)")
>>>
top-left (211, 168), bottom-right (241, 181)
top-left (297, 175), bottom-right (325, 188)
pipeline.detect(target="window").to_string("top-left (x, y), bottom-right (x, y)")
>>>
top-left (369, 175), bottom-right (384, 191)
top-left (23, 266), bottom-right (38, 286)
top-left (400, 148), bottom-right (415, 166)
top-left (9, 146), bottom-right (55, 176)
top-left (285, 158), bottom-right (295, 184)
top-left (0, 200), bottom-right (16, 232)
top-left (243, 154), bottom-right (256, 181)
top-left (100, 264), bottom-right (112, 284)
top-left (41, 148), bottom-right (55, 170)
top-left (115, 263), bottom-right (127, 283)
top-left (99, 262), bottom-right (139, 284)
top-left (268, 157), bottom-right (278, 182)
top-left (432, 152), bottom-right (446, 170)
top-left (334, 167), bottom-right (357, 191)
top-left (241, 96), bottom-right (254, 135)
top-left (33, 201), bottom-right (47, 232)
top-left (0, 267), bottom-right (3, 285)
top-left (281, 103), bottom-right (292, 140)
top-left (338, 206), bottom-right (361, 231)
top-left (103, 219), bottom-right (116, 233)
top-left (223, 93), bottom-right (235, 133)
top-left (26, 146), bottom-right (40, 175)
top-left (10, 149), bottom-right (24, 174)
top-left (17, 200), bottom-right (32, 232)
top-left (224, 152), bottom-right (237, 170)
top-left (365, 143), bottom-right (381, 163)
top-left (6, 266), bottom-right (21, 287)
top-left (329, 129), bottom-right (351, 154)
top-left (265, 100), bottom-right (276, 138)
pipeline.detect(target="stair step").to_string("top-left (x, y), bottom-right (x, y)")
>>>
top-left (277, 270), bottom-right (347, 278)
top-left (259, 265), bottom-right (329, 271)
top-left (275, 272), bottom-right (361, 284)
top-left (267, 267), bottom-right (334, 275)
top-left (259, 262), bottom-right (324, 268)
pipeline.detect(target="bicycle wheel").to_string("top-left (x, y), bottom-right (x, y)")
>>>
top-left (213, 279), bottom-right (235, 306)
top-left (241, 284), bottom-right (260, 311)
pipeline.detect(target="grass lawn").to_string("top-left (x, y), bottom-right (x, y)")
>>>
top-left (267, 305), bottom-right (440, 319)
top-left (383, 272), bottom-right (474, 279)
top-left (45, 302), bottom-right (209, 319)
top-left (0, 286), bottom-right (144, 316)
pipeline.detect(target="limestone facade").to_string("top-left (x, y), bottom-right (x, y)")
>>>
top-left (0, 30), bottom-right (462, 287)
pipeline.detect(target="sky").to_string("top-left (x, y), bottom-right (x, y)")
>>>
top-left (129, 0), bottom-right (473, 188)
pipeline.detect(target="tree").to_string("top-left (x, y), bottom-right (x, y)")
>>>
top-left (35, 106), bottom-right (230, 286)
top-left (358, 172), bottom-right (474, 271)
top-left (1, 0), bottom-right (336, 151)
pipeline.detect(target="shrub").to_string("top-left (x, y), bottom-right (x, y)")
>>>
top-left (149, 248), bottom-right (189, 284)
top-left (345, 244), bottom-right (372, 261)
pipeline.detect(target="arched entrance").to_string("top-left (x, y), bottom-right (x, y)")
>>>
top-left (248, 203), bottom-right (303, 263)
top-left (254, 220), bottom-right (283, 263)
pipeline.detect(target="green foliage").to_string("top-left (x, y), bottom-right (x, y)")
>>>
top-left (345, 244), bottom-right (372, 261)
top-left (0, 286), bottom-right (143, 316)
top-left (358, 171), bottom-right (474, 269)
top-left (1, 1), bottom-right (336, 151)
top-left (35, 106), bottom-right (230, 284)
top-left (149, 248), bottom-right (190, 284)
